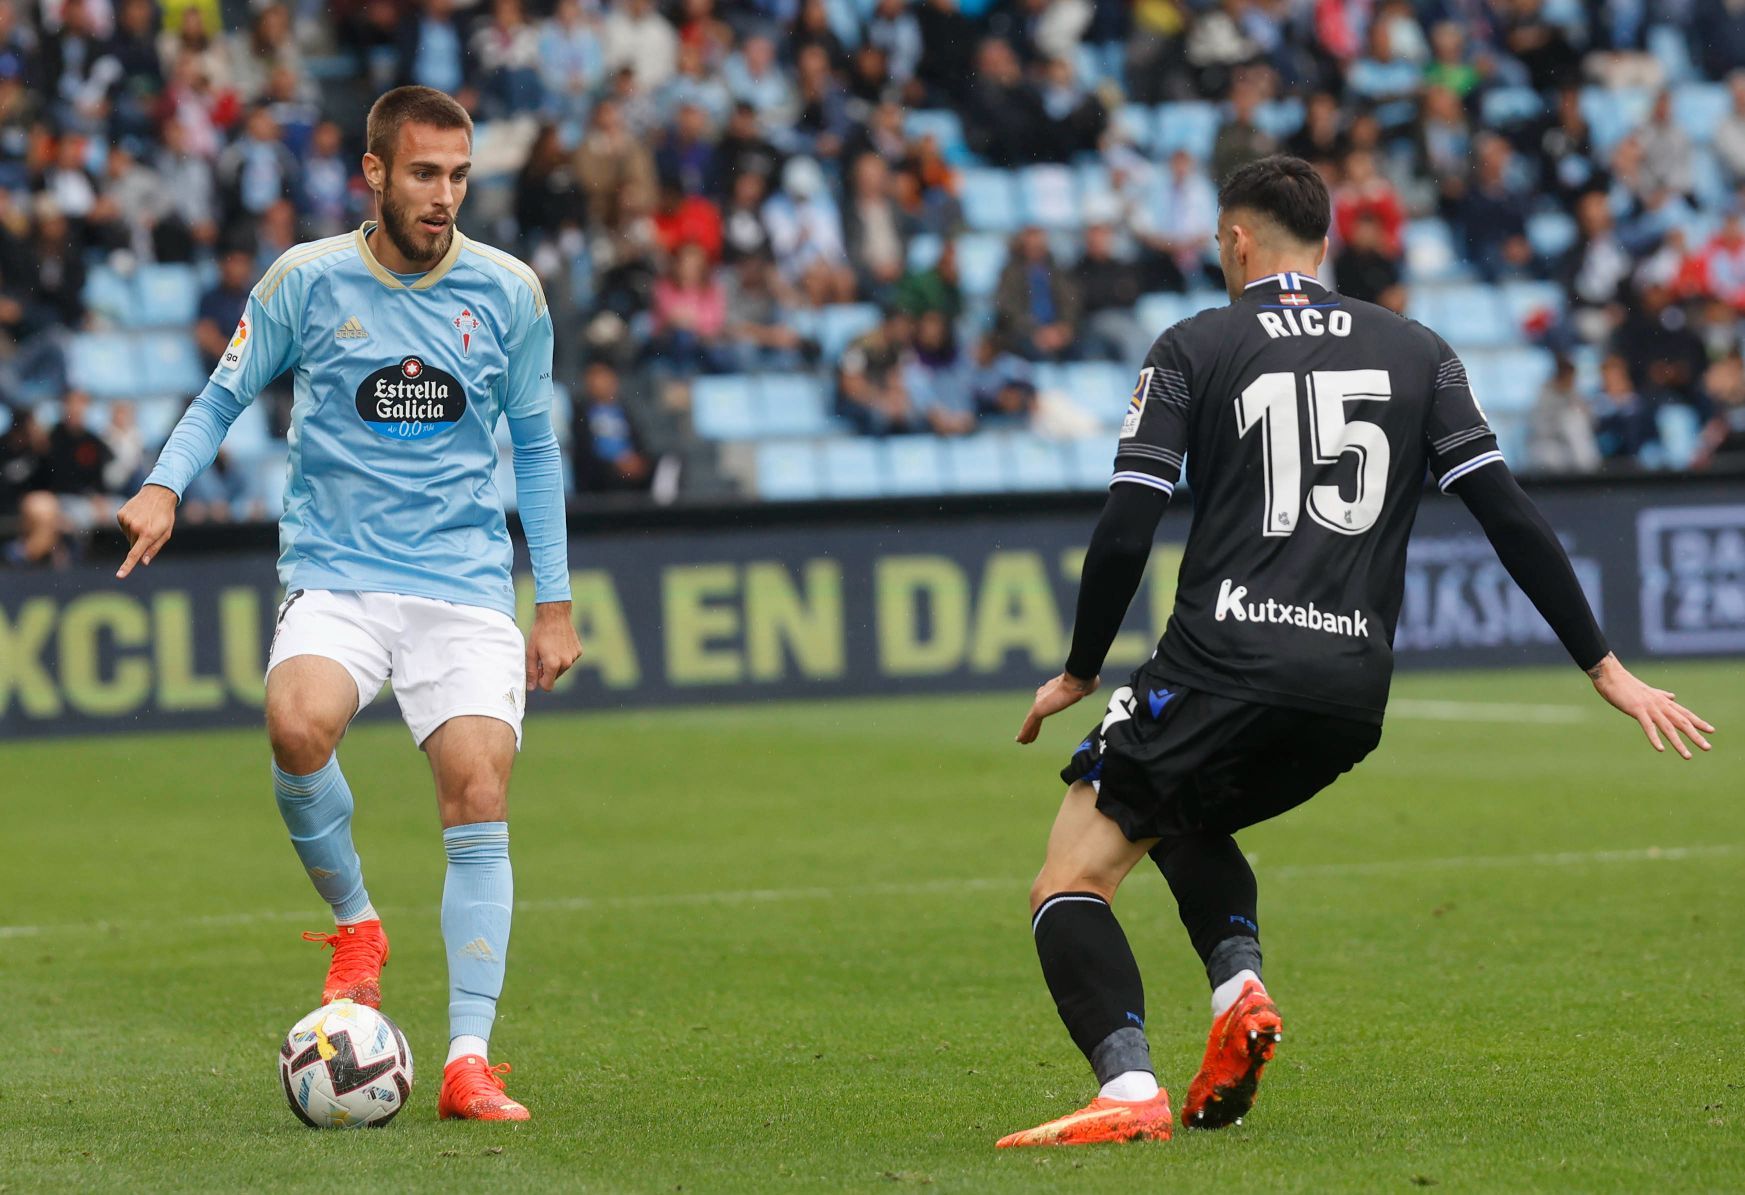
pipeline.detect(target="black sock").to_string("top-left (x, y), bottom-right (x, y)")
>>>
top-left (1150, 833), bottom-right (1264, 988)
top-left (1031, 892), bottom-right (1152, 1086)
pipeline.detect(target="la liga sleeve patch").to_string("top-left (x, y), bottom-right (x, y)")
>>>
top-left (1120, 366), bottom-right (1154, 439)
top-left (219, 314), bottom-right (250, 373)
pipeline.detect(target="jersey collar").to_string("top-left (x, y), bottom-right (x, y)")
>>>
top-left (1241, 271), bottom-right (1327, 297)
top-left (354, 220), bottom-right (466, 292)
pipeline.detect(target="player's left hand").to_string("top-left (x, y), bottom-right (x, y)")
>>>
top-left (1017, 673), bottom-right (1099, 745)
top-left (527, 601), bottom-right (582, 692)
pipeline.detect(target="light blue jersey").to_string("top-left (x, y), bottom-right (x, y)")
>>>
top-left (147, 223), bottom-right (570, 618)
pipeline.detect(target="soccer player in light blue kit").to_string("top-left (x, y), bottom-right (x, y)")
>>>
top-left (115, 87), bottom-right (580, 1122)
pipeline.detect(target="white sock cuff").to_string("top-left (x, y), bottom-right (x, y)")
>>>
top-left (446, 1034), bottom-right (490, 1066)
top-left (1211, 969), bottom-right (1262, 1018)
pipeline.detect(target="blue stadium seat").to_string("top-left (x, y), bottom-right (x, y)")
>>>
top-left (1063, 362), bottom-right (1130, 425)
top-left (1255, 98), bottom-right (1304, 139)
top-left (904, 109), bottom-right (970, 163)
top-left (1403, 218), bottom-right (1468, 282)
top-left (756, 441), bottom-right (822, 500)
top-left (1003, 431), bottom-right (1068, 490)
top-left (818, 437), bottom-right (884, 497)
top-left (133, 395), bottom-right (184, 445)
top-left (1676, 83), bottom-right (1729, 142)
top-left (81, 266), bottom-right (135, 326)
top-left (1693, 147), bottom-right (1729, 211)
top-left (133, 264), bottom-right (202, 329)
top-left (959, 168), bottom-right (1021, 233)
top-left (691, 375), bottom-right (759, 440)
top-left (942, 434), bottom-right (1008, 493)
top-left (1415, 283), bottom-right (1520, 349)
top-left (1657, 404), bottom-right (1702, 469)
top-left (1031, 362), bottom-right (1068, 393)
top-left (1580, 85), bottom-right (1653, 151)
top-left (225, 399), bottom-right (275, 462)
top-left (1155, 102), bottom-right (1218, 159)
top-left (907, 233), bottom-right (943, 271)
top-left (1481, 87), bottom-right (1547, 128)
top-left (817, 303), bottom-right (881, 361)
top-left (1020, 164), bottom-right (1080, 230)
top-left (1111, 104), bottom-right (1154, 151)
top-left (956, 234), bottom-right (1007, 298)
top-left (1491, 411), bottom-right (1530, 469)
top-left (1464, 347), bottom-right (1555, 415)
top-left (1526, 210), bottom-right (1579, 259)
top-left (68, 331), bottom-right (154, 400)
top-left (1651, 25), bottom-right (1697, 83)
top-left (1067, 436), bottom-right (1113, 490)
top-left (135, 333), bottom-right (206, 397)
top-left (882, 436), bottom-right (944, 494)
top-left (756, 373), bottom-right (832, 437)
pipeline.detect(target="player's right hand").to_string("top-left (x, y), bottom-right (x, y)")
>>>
top-left (1016, 673), bottom-right (1099, 745)
top-left (115, 483), bottom-right (179, 579)
top-left (1588, 653), bottom-right (1714, 759)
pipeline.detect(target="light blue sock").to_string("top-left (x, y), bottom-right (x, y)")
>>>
top-left (442, 822), bottom-right (513, 1044)
top-left (272, 755), bottom-right (372, 922)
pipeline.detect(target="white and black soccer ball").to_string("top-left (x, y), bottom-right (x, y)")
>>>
top-left (278, 1000), bottom-right (413, 1128)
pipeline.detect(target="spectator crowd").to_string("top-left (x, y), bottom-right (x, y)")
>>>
top-left (5, 0), bottom-right (1745, 566)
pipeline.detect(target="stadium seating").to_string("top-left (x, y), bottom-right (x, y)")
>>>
top-left (959, 169), bottom-right (1022, 233)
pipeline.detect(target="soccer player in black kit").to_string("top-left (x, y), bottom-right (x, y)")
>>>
top-left (997, 156), bottom-right (1716, 1148)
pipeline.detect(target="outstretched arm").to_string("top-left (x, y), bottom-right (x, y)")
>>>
top-left (1449, 464), bottom-right (1714, 758)
top-left (1017, 482), bottom-right (1170, 743)
top-left (115, 384), bottom-right (250, 577)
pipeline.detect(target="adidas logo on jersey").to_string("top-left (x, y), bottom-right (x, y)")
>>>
top-left (336, 316), bottom-right (368, 340)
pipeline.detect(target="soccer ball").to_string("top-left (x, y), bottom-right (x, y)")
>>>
top-left (278, 1000), bottom-right (413, 1128)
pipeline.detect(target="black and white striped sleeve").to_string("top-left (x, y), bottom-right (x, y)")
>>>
top-left (1111, 327), bottom-right (1192, 496)
top-left (1425, 338), bottom-right (1504, 490)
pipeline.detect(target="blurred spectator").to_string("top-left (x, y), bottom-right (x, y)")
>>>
top-left (0, 407), bottom-right (64, 566)
top-left (842, 151), bottom-right (908, 299)
top-left (1422, 22), bottom-right (1479, 99)
top-left (102, 399), bottom-right (143, 494)
top-left (1696, 352), bottom-right (1745, 467)
top-left (218, 106), bottom-right (296, 221)
top-left (515, 124), bottom-right (583, 254)
top-left (995, 226), bottom-right (1081, 361)
top-left (196, 246), bottom-right (253, 371)
top-left (539, 0), bottom-right (606, 129)
top-left (714, 102), bottom-right (781, 199)
top-left (179, 445), bottom-right (255, 523)
top-left (1334, 150), bottom-right (1404, 258)
top-left (966, 38), bottom-right (1050, 168)
top-left (723, 34), bottom-right (795, 121)
top-left (720, 168), bottom-right (773, 263)
top-left (651, 177), bottom-right (723, 260)
top-left (968, 333), bottom-right (1038, 423)
top-left (603, 0), bottom-right (677, 91)
top-left (472, 0), bottom-right (545, 117)
top-left (105, 0), bottom-right (164, 138)
top-left (762, 155), bottom-right (854, 304)
top-left (904, 309), bottom-right (974, 436)
top-left (573, 359), bottom-right (653, 491)
top-left (1501, 0), bottom-right (1581, 91)
top-left (1460, 134), bottom-right (1533, 281)
top-left (1037, 56), bottom-right (1106, 159)
top-left (655, 101), bottom-right (718, 197)
top-left (866, 0), bottom-right (922, 98)
top-left (1527, 355), bottom-right (1601, 474)
top-left (89, 144), bottom-right (164, 260)
top-left (650, 241), bottom-right (728, 373)
top-left (1536, 85), bottom-right (1600, 205)
top-left (26, 202), bottom-right (87, 334)
top-left (1074, 222), bottom-right (1145, 361)
top-left (42, 389), bottom-right (117, 529)
top-left (229, 4), bottom-right (299, 106)
top-left (1717, 72), bottom-right (1745, 187)
top-left (1288, 92), bottom-right (1346, 173)
top-left (835, 305), bottom-right (914, 435)
top-left (399, 0), bottom-right (474, 102)
top-left (1185, 0), bottom-right (1259, 97)
top-left (894, 238), bottom-right (963, 320)
top-left (1639, 90), bottom-right (1694, 202)
top-left (792, 43), bottom-right (850, 160)
top-left (576, 97), bottom-right (657, 233)
top-left (1211, 77), bottom-right (1277, 185)
top-left (303, 121), bottom-right (358, 240)
top-left (723, 252), bottom-right (813, 371)
top-left (1594, 352), bottom-right (1659, 463)
top-left (1611, 281), bottom-right (1708, 409)
top-left (1558, 189), bottom-right (1631, 338)
top-left (152, 118), bottom-right (219, 259)
top-left (1417, 85), bottom-right (1471, 218)
top-left (1335, 211), bottom-right (1405, 313)
top-left (1347, 8), bottom-right (1422, 120)
top-left (1681, 212), bottom-right (1745, 309)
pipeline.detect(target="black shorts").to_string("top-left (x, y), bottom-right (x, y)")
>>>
top-left (1060, 670), bottom-right (1383, 843)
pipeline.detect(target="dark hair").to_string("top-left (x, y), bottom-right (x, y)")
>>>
top-left (365, 86), bottom-right (472, 168)
top-left (1217, 154), bottom-right (1330, 245)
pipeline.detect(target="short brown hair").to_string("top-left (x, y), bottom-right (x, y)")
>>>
top-left (1217, 154), bottom-right (1330, 245)
top-left (365, 86), bottom-right (473, 167)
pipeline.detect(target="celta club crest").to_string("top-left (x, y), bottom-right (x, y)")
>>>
top-left (454, 308), bottom-right (480, 357)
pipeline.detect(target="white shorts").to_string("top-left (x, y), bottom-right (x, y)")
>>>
top-left (266, 589), bottom-right (526, 749)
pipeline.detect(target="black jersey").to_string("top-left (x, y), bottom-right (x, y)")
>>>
top-left (1115, 272), bottom-right (1503, 723)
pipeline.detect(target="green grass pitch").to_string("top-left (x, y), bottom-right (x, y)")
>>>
top-left (2, 663), bottom-right (1741, 1192)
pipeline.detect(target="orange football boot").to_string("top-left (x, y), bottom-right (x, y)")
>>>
top-left (1182, 978), bottom-right (1282, 1129)
top-left (438, 1056), bottom-right (530, 1122)
top-left (301, 920), bottom-right (390, 1009)
top-left (995, 1091), bottom-right (1172, 1148)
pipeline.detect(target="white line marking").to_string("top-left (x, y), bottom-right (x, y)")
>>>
top-left (0, 845), bottom-right (1731, 940)
top-left (1388, 699), bottom-right (1591, 724)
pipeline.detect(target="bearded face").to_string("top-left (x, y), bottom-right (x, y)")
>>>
top-left (378, 173), bottom-right (454, 266)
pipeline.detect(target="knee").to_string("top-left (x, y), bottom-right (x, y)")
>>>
top-left (267, 711), bottom-right (342, 774)
top-left (1029, 869), bottom-right (1118, 915)
top-left (444, 775), bottom-right (509, 826)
